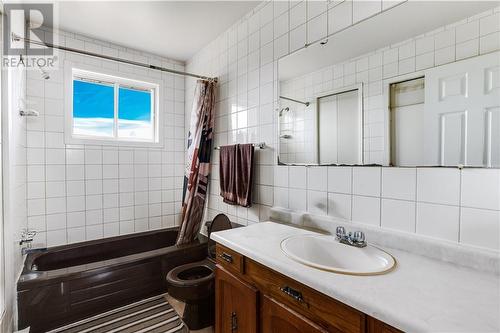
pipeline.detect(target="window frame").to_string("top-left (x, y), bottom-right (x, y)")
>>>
top-left (64, 62), bottom-right (162, 147)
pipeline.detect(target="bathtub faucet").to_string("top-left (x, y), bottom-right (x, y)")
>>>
top-left (20, 228), bottom-right (37, 254)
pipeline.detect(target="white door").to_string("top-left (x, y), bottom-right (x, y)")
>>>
top-left (424, 51), bottom-right (500, 167)
top-left (318, 94), bottom-right (339, 164)
top-left (318, 89), bottom-right (361, 165)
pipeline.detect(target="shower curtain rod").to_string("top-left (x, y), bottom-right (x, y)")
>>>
top-left (279, 95), bottom-right (310, 106)
top-left (11, 33), bottom-right (217, 82)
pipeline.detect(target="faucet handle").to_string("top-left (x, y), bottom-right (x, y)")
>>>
top-left (352, 231), bottom-right (365, 243)
top-left (336, 226), bottom-right (346, 239)
top-left (21, 228), bottom-right (37, 240)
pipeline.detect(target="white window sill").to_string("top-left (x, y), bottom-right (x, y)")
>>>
top-left (65, 136), bottom-right (164, 148)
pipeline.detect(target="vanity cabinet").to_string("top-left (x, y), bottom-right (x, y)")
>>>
top-left (215, 243), bottom-right (403, 333)
top-left (215, 266), bottom-right (258, 333)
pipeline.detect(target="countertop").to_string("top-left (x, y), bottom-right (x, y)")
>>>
top-left (211, 222), bottom-right (500, 333)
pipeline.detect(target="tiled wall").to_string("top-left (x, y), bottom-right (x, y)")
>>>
top-left (186, 1), bottom-right (500, 251)
top-left (25, 29), bottom-right (186, 247)
top-left (278, 99), bottom-right (316, 164)
top-left (2, 50), bottom-right (28, 329)
top-left (275, 166), bottom-right (499, 250)
top-left (0, 9), bottom-right (4, 324)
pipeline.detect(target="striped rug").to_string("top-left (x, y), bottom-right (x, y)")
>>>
top-left (47, 294), bottom-right (187, 333)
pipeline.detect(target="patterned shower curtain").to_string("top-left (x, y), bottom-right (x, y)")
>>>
top-left (176, 79), bottom-right (217, 245)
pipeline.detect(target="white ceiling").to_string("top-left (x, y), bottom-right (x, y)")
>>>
top-left (279, 1), bottom-right (499, 81)
top-left (56, 1), bottom-right (259, 62)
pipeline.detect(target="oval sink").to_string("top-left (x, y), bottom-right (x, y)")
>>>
top-left (281, 234), bottom-right (396, 275)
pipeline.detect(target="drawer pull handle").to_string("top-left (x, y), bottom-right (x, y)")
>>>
top-left (219, 252), bottom-right (233, 263)
top-left (280, 286), bottom-right (304, 303)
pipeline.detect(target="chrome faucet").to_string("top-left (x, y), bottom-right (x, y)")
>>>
top-left (20, 228), bottom-right (37, 254)
top-left (336, 226), bottom-right (366, 248)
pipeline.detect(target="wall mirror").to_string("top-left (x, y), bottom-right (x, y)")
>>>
top-left (277, 1), bottom-right (499, 167)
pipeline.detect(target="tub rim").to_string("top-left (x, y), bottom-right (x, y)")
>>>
top-left (18, 228), bottom-right (207, 290)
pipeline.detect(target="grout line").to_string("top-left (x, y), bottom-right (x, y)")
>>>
top-left (458, 169), bottom-right (462, 243)
top-left (350, 167), bottom-right (354, 221)
top-left (414, 168), bottom-right (418, 233)
top-left (378, 167), bottom-right (382, 227)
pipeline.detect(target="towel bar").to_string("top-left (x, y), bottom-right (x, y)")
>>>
top-left (214, 142), bottom-right (266, 150)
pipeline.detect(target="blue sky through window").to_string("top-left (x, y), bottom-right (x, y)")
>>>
top-left (73, 80), bottom-right (114, 137)
top-left (118, 87), bottom-right (153, 140)
top-left (119, 87), bottom-right (152, 121)
top-left (73, 80), bottom-right (114, 119)
top-left (73, 79), bottom-right (154, 140)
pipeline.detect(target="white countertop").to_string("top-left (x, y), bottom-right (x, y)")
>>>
top-left (211, 222), bottom-right (500, 333)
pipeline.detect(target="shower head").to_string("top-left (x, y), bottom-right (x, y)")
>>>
top-left (279, 107), bottom-right (290, 117)
top-left (37, 65), bottom-right (50, 80)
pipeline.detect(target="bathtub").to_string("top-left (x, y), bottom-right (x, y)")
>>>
top-left (17, 227), bottom-right (207, 333)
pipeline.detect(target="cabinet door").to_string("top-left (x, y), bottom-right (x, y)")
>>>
top-left (215, 266), bottom-right (258, 333)
top-left (261, 295), bottom-right (328, 333)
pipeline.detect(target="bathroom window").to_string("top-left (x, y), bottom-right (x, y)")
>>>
top-left (66, 67), bottom-right (161, 146)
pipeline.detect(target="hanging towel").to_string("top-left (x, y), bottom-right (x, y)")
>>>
top-left (219, 144), bottom-right (255, 207)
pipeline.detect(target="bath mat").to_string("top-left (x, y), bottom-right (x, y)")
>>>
top-left (47, 294), bottom-right (187, 333)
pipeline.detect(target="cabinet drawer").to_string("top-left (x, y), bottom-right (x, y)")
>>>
top-left (246, 259), bottom-right (365, 333)
top-left (261, 295), bottom-right (328, 333)
top-left (216, 244), bottom-right (244, 274)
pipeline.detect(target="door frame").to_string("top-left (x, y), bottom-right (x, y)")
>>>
top-left (383, 71), bottom-right (425, 166)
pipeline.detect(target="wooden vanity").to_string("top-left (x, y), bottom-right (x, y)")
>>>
top-left (214, 243), bottom-right (402, 333)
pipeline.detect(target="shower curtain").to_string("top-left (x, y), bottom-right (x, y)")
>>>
top-left (176, 79), bottom-right (216, 245)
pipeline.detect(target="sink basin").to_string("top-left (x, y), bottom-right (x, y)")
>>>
top-left (281, 234), bottom-right (396, 275)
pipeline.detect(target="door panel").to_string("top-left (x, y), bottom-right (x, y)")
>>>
top-left (486, 107), bottom-right (500, 166)
top-left (215, 266), bottom-right (258, 333)
top-left (424, 51), bottom-right (500, 166)
top-left (261, 295), bottom-right (328, 333)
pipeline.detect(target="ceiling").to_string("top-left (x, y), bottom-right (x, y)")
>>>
top-left (279, 1), bottom-right (499, 81)
top-left (56, 1), bottom-right (259, 62)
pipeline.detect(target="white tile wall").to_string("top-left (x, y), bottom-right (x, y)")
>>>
top-left (381, 168), bottom-right (416, 201)
top-left (327, 166), bottom-right (352, 194)
top-left (187, 2), bottom-right (500, 252)
top-left (352, 195), bottom-right (380, 226)
top-left (307, 167), bottom-right (327, 191)
top-left (353, 167), bottom-right (381, 197)
top-left (381, 198), bottom-right (415, 232)
top-left (416, 202), bottom-right (459, 242)
top-left (461, 169), bottom-right (500, 210)
top-left (460, 208), bottom-right (500, 250)
top-left (417, 168), bottom-right (460, 206)
top-left (25, 29), bottom-right (186, 247)
top-left (3, 12), bottom-right (29, 320)
top-left (327, 192), bottom-right (351, 220)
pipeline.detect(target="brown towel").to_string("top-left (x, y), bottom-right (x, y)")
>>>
top-left (219, 144), bottom-right (255, 207)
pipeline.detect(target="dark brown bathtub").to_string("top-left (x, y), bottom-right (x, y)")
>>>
top-left (17, 227), bottom-right (207, 333)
